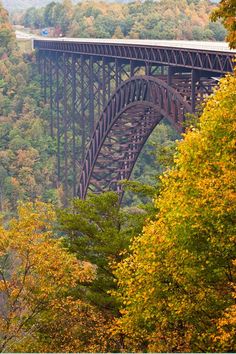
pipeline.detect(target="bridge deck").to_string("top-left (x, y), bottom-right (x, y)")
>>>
top-left (34, 38), bottom-right (235, 74)
top-left (35, 38), bottom-right (236, 53)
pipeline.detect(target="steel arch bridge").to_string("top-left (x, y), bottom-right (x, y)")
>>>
top-left (78, 76), bottom-right (191, 199)
top-left (34, 38), bottom-right (235, 203)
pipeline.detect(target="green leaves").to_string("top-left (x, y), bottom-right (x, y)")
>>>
top-left (58, 192), bottom-right (148, 314)
top-left (18, 0), bottom-right (228, 42)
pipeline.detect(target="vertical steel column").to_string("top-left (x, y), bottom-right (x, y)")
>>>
top-left (191, 69), bottom-right (199, 113)
top-left (97, 62), bottom-right (102, 119)
top-left (92, 59), bottom-right (103, 120)
top-left (80, 55), bottom-right (86, 162)
top-left (107, 61), bottom-right (112, 98)
top-left (102, 57), bottom-right (107, 108)
top-left (62, 53), bottom-right (68, 202)
top-left (106, 60), bottom-right (117, 99)
top-left (49, 53), bottom-right (54, 137)
top-left (89, 56), bottom-right (95, 135)
top-left (130, 60), bottom-right (135, 77)
top-left (71, 54), bottom-right (77, 197)
top-left (37, 51), bottom-right (44, 99)
top-left (145, 63), bottom-right (150, 75)
top-left (168, 66), bottom-right (175, 86)
top-left (55, 53), bottom-right (61, 186)
top-left (167, 66), bottom-right (174, 113)
top-left (115, 58), bottom-right (120, 87)
top-left (43, 53), bottom-right (47, 103)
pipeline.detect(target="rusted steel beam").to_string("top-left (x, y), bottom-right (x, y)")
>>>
top-left (37, 43), bottom-right (227, 203)
top-left (78, 76), bottom-right (192, 201)
top-left (34, 40), bottom-right (235, 74)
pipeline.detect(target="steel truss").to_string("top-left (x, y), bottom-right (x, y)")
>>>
top-left (36, 44), bottom-right (231, 203)
top-left (40, 53), bottom-right (137, 202)
top-left (78, 76), bottom-right (191, 200)
top-left (34, 40), bottom-right (235, 74)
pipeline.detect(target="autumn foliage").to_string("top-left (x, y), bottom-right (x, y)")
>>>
top-left (0, 202), bottom-right (112, 352)
top-left (211, 0), bottom-right (236, 48)
top-left (19, 0), bottom-right (227, 42)
top-left (0, 1), bottom-right (59, 212)
top-left (1, 0), bottom-right (236, 351)
top-left (1, 74), bottom-right (235, 353)
top-left (112, 74), bottom-right (236, 352)
top-left (0, 4), bottom-right (15, 56)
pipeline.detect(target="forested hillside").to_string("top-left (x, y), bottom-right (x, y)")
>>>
top-left (0, 0), bottom-right (177, 212)
top-left (3, 0), bottom-right (60, 11)
top-left (17, 0), bottom-right (227, 41)
top-left (5, 0), bottom-right (219, 12)
top-left (1, 67), bottom-right (235, 352)
top-left (0, 2), bottom-right (58, 213)
top-left (0, 0), bottom-right (235, 352)
top-left (3, 0), bottom-right (133, 12)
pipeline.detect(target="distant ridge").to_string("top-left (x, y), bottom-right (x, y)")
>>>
top-left (2, 0), bottom-right (60, 11)
top-left (2, 0), bottom-right (221, 12)
top-left (3, 0), bottom-right (131, 12)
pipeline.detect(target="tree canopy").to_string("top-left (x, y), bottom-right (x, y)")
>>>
top-left (0, 201), bottom-right (104, 352)
top-left (0, 2), bottom-right (15, 55)
top-left (18, 0), bottom-right (227, 41)
top-left (112, 73), bottom-right (236, 352)
top-left (211, 0), bottom-right (236, 48)
top-left (0, 0), bottom-right (235, 351)
top-left (0, 1), bottom-right (58, 213)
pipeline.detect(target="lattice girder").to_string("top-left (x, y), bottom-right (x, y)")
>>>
top-left (78, 76), bottom-right (192, 200)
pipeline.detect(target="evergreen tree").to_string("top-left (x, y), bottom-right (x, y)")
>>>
top-left (58, 191), bottom-right (150, 314)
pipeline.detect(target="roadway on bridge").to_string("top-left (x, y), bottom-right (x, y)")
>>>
top-left (15, 29), bottom-right (41, 40)
top-left (15, 27), bottom-right (236, 54)
top-left (35, 37), bottom-right (236, 53)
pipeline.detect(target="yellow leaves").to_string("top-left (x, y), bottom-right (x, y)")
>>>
top-left (211, 0), bottom-right (236, 48)
top-left (212, 282), bottom-right (236, 350)
top-left (0, 280), bottom-right (9, 291)
top-left (123, 299), bottom-right (131, 306)
top-left (111, 73), bottom-right (236, 352)
top-left (0, 201), bottom-right (99, 352)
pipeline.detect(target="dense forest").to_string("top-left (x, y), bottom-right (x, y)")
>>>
top-left (0, 0), bottom-right (236, 352)
top-left (0, 3), bottom-right (58, 213)
top-left (14, 0), bottom-right (228, 41)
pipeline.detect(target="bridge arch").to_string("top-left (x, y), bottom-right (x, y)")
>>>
top-left (78, 75), bottom-right (192, 201)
